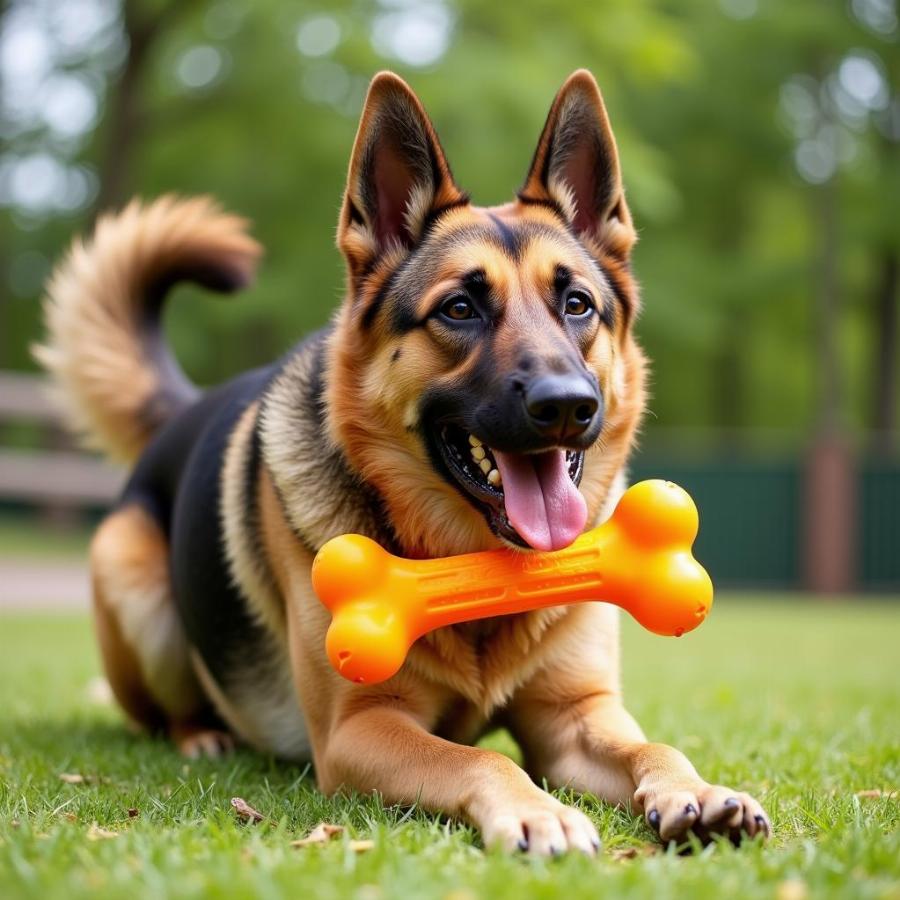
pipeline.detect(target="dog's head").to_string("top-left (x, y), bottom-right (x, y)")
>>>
top-left (326, 70), bottom-right (646, 557)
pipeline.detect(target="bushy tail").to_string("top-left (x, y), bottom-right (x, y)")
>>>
top-left (33, 195), bottom-right (262, 463)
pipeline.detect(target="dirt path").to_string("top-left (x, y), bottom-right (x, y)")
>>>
top-left (0, 560), bottom-right (90, 611)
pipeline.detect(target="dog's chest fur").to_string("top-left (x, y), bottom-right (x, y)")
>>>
top-left (213, 330), bottom-right (625, 754)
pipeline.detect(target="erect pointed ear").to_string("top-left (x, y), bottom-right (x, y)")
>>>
top-left (520, 70), bottom-right (634, 253)
top-left (337, 71), bottom-right (467, 279)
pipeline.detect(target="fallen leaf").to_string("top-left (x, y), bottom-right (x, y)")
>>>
top-left (60, 773), bottom-right (105, 785)
top-left (63, 812), bottom-right (78, 823)
top-left (291, 822), bottom-right (345, 847)
top-left (855, 789), bottom-right (897, 800)
top-left (776, 879), bottom-right (809, 900)
top-left (59, 773), bottom-right (86, 784)
top-left (85, 677), bottom-right (113, 705)
top-left (127, 808), bottom-right (140, 818)
top-left (231, 797), bottom-right (266, 824)
top-left (347, 839), bottom-right (375, 853)
top-left (356, 887), bottom-right (383, 900)
top-left (610, 844), bottom-right (660, 861)
top-left (87, 824), bottom-right (119, 841)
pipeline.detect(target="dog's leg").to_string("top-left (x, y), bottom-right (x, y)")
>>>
top-left (507, 608), bottom-right (770, 844)
top-left (317, 703), bottom-right (600, 856)
top-left (91, 504), bottom-right (231, 757)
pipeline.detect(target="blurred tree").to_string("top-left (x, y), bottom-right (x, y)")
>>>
top-left (0, 0), bottom-right (896, 449)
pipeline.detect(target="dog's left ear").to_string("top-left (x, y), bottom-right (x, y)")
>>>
top-left (338, 71), bottom-right (466, 280)
top-left (520, 70), bottom-right (634, 254)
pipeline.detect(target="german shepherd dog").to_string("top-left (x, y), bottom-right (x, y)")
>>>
top-left (37, 70), bottom-right (769, 854)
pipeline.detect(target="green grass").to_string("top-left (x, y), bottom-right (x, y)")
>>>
top-left (1, 600), bottom-right (898, 899)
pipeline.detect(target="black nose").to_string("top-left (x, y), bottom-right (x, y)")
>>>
top-left (524, 374), bottom-right (601, 442)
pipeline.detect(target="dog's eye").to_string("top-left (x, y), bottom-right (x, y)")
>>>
top-left (564, 291), bottom-right (592, 317)
top-left (440, 296), bottom-right (478, 321)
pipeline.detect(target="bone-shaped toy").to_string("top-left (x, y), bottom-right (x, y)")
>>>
top-left (312, 479), bottom-right (713, 684)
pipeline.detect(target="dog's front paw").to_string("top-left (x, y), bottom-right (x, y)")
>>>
top-left (478, 792), bottom-right (600, 857)
top-left (638, 781), bottom-right (770, 845)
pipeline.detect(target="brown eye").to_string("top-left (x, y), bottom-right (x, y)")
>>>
top-left (440, 296), bottom-right (477, 321)
top-left (565, 291), bottom-right (592, 317)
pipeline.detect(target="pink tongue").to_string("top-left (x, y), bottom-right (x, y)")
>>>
top-left (492, 449), bottom-right (587, 551)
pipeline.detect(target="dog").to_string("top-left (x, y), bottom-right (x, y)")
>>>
top-left (36, 69), bottom-right (770, 854)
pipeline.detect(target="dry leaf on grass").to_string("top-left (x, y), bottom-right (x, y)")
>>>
top-left (610, 844), bottom-right (660, 861)
top-left (63, 812), bottom-right (77, 823)
top-left (231, 797), bottom-right (267, 824)
top-left (60, 773), bottom-right (105, 785)
top-left (290, 822), bottom-right (374, 853)
top-left (291, 822), bottom-right (344, 847)
top-left (776, 879), bottom-right (809, 900)
top-left (855, 789), bottom-right (897, 799)
top-left (87, 824), bottom-right (119, 841)
top-left (347, 840), bottom-right (375, 853)
top-left (127, 808), bottom-right (140, 818)
top-left (85, 676), bottom-right (114, 706)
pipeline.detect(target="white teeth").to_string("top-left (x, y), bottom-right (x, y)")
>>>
top-left (465, 433), bottom-right (501, 489)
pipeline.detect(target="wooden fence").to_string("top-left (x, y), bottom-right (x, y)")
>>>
top-left (0, 371), bottom-right (122, 508)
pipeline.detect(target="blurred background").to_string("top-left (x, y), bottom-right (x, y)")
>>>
top-left (0, 0), bottom-right (897, 606)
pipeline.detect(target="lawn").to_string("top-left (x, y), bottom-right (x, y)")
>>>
top-left (1, 600), bottom-right (898, 899)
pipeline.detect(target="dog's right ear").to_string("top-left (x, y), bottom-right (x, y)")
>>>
top-left (338, 72), bottom-right (466, 282)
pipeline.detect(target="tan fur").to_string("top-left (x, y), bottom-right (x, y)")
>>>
top-left (325, 202), bottom-right (646, 560)
top-left (221, 401), bottom-right (284, 638)
top-left (338, 71), bottom-right (465, 282)
top-left (91, 505), bottom-right (204, 723)
top-left (35, 196), bottom-right (261, 462)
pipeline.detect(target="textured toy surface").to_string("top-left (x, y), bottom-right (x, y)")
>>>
top-left (312, 479), bottom-right (714, 684)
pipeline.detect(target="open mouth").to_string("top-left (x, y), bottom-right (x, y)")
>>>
top-left (430, 424), bottom-right (588, 551)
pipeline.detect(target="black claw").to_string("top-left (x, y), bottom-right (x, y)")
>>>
top-left (517, 837), bottom-right (529, 852)
top-left (647, 809), bottom-right (661, 830)
top-left (591, 837), bottom-right (601, 850)
top-left (754, 814), bottom-right (770, 836)
top-left (549, 844), bottom-right (562, 857)
top-left (724, 797), bottom-right (740, 808)
top-left (684, 803), bottom-right (698, 818)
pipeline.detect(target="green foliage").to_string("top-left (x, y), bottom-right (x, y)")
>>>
top-left (1, 603), bottom-right (899, 897)
top-left (0, 0), bottom-right (897, 438)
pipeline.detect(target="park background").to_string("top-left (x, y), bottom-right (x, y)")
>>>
top-left (0, 0), bottom-right (898, 597)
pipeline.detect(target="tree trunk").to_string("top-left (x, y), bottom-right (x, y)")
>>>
top-left (711, 316), bottom-right (744, 452)
top-left (91, 0), bottom-right (202, 216)
top-left (0, 0), bottom-right (10, 367)
top-left (91, 2), bottom-right (157, 215)
top-left (871, 250), bottom-right (899, 455)
top-left (814, 174), bottom-right (842, 437)
top-left (803, 175), bottom-right (857, 594)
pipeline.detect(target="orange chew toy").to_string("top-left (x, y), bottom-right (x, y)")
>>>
top-left (312, 479), bottom-right (713, 684)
